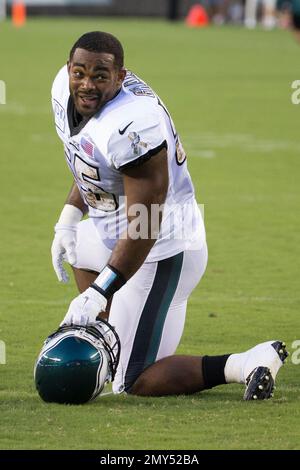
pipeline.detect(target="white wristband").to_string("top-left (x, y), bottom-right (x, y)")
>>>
top-left (57, 204), bottom-right (83, 226)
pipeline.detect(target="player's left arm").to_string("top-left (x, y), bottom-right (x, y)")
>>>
top-left (108, 147), bottom-right (168, 279)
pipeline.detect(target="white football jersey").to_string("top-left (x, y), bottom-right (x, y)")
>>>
top-left (51, 66), bottom-right (205, 262)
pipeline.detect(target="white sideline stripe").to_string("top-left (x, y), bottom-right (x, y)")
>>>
top-left (0, 102), bottom-right (50, 116)
top-left (0, 296), bottom-right (294, 308)
top-left (182, 132), bottom-right (300, 154)
top-left (190, 296), bottom-right (296, 303)
top-left (190, 150), bottom-right (216, 158)
top-left (0, 300), bottom-right (69, 306)
top-left (30, 133), bottom-right (57, 143)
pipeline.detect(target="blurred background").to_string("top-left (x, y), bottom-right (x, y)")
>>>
top-left (0, 0), bottom-right (299, 31)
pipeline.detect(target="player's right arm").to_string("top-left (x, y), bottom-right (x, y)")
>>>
top-left (51, 183), bottom-right (87, 283)
top-left (64, 182), bottom-right (88, 215)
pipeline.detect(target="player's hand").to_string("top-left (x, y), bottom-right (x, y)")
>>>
top-left (51, 224), bottom-right (77, 283)
top-left (61, 288), bottom-right (107, 326)
top-left (51, 204), bottom-right (83, 283)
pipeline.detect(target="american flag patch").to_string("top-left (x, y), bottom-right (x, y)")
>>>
top-left (81, 137), bottom-right (94, 158)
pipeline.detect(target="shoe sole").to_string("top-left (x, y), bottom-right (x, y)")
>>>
top-left (243, 341), bottom-right (288, 401)
top-left (243, 366), bottom-right (274, 400)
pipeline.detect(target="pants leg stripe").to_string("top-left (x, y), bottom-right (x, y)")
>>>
top-left (124, 252), bottom-right (184, 392)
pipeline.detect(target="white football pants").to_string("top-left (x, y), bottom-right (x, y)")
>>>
top-left (74, 218), bottom-right (208, 393)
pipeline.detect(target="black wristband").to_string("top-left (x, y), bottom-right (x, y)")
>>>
top-left (90, 264), bottom-right (126, 300)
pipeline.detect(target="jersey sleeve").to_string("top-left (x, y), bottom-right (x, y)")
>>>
top-left (51, 65), bottom-right (69, 135)
top-left (107, 111), bottom-right (167, 171)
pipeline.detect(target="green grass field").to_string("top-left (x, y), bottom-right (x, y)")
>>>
top-left (0, 18), bottom-right (299, 450)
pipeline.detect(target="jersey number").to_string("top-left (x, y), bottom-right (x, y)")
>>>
top-left (74, 154), bottom-right (118, 212)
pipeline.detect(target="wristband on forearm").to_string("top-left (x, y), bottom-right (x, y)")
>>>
top-left (57, 204), bottom-right (83, 227)
top-left (91, 265), bottom-right (126, 300)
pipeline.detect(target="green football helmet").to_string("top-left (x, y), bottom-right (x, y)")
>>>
top-left (34, 320), bottom-right (120, 404)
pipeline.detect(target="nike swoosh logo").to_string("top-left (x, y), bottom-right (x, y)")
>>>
top-left (119, 121), bottom-right (133, 135)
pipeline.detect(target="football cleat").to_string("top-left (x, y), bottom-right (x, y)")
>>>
top-left (243, 341), bottom-right (288, 401)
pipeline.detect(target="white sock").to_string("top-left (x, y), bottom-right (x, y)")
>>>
top-left (224, 352), bottom-right (247, 384)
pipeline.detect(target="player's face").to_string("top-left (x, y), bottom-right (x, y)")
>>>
top-left (68, 48), bottom-right (126, 118)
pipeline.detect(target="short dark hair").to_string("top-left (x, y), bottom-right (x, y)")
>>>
top-left (69, 31), bottom-right (124, 69)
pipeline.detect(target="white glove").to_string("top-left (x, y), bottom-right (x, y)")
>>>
top-left (51, 204), bottom-right (83, 283)
top-left (61, 287), bottom-right (107, 326)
